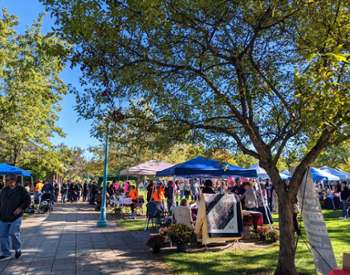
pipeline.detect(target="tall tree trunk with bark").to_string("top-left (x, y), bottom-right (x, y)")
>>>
top-left (264, 165), bottom-right (301, 275)
top-left (274, 189), bottom-right (297, 275)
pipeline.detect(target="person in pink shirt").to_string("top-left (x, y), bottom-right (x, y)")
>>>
top-left (124, 181), bottom-right (129, 193)
top-left (113, 181), bottom-right (120, 192)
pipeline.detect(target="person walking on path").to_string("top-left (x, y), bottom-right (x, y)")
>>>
top-left (61, 182), bottom-right (68, 204)
top-left (0, 175), bottom-right (30, 261)
top-left (82, 181), bottom-right (88, 202)
top-left (42, 181), bottom-right (55, 203)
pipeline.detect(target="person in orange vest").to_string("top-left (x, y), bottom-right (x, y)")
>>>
top-left (128, 185), bottom-right (138, 219)
top-left (152, 184), bottom-right (165, 210)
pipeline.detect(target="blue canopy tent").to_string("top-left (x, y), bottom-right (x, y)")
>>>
top-left (0, 163), bottom-right (31, 176)
top-left (156, 156), bottom-right (257, 178)
top-left (281, 168), bottom-right (340, 182)
top-left (320, 166), bottom-right (350, 181)
top-left (310, 167), bottom-right (340, 182)
top-left (0, 163), bottom-right (32, 185)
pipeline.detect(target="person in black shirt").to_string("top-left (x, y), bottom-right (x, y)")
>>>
top-left (202, 180), bottom-right (216, 194)
top-left (0, 175), bottom-right (30, 261)
top-left (340, 182), bottom-right (350, 218)
top-left (82, 182), bottom-right (88, 202)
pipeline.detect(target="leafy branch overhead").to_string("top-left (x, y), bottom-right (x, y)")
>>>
top-left (41, 1), bottom-right (350, 273)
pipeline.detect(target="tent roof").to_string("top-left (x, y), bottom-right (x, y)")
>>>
top-left (0, 163), bottom-right (32, 176)
top-left (279, 168), bottom-right (340, 182)
top-left (249, 164), bottom-right (269, 179)
top-left (156, 156), bottom-right (257, 177)
top-left (310, 167), bottom-right (340, 182)
top-left (120, 160), bottom-right (173, 176)
top-left (320, 166), bottom-right (350, 181)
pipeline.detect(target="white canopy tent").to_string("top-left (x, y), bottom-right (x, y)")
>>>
top-left (120, 160), bottom-right (174, 176)
top-left (249, 164), bottom-right (269, 179)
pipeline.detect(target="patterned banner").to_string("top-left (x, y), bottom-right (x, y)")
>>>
top-left (204, 193), bottom-right (243, 237)
top-left (298, 169), bottom-right (337, 275)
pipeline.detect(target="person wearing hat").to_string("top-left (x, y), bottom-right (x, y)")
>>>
top-left (0, 175), bottom-right (30, 261)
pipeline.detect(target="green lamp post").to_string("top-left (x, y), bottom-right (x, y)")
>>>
top-left (97, 124), bottom-right (109, 227)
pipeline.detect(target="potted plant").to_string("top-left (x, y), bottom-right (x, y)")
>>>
top-left (146, 227), bottom-right (169, 253)
top-left (265, 228), bottom-right (279, 243)
top-left (146, 234), bottom-right (165, 253)
top-left (167, 224), bottom-right (194, 252)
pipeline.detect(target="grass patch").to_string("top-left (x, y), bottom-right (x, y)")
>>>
top-left (117, 218), bottom-right (146, 231)
top-left (164, 210), bottom-right (350, 275)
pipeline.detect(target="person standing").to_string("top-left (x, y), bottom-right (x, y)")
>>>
top-left (53, 181), bottom-right (59, 202)
top-left (42, 181), bottom-right (54, 202)
top-left (340, 182), bottom-right (350, 219)
top-left (82, 182), bottom-right (88, 202)
top-left (75, 182), bottom-right (82, 201)
top-left (67, 181), bottom-right (74, 202)
top-left (165, 181), bottom-right (175, 213)
top-left (61, 182), bottom-right (68, 203)
top-left (146, 181), bottom-right (155, 203)
top-left (128, 185), bottom-right (138, 219)
top-left (241, 182), bottom-right (259, 211)
top-left (0, 175), bottom-right (31, 261)
top-left (34, 180), bottom-right (44, 205)
top-left (89, 182), bottom-right (98, 205)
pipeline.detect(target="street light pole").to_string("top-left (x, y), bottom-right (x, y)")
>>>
top-left (97, 123), bottom-right (109, 227)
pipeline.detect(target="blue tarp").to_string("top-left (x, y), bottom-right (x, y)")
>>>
top-left (272, 168), bottom-right (340, 182)
top-left (320, 166), bottom-right (350, 181)
top-left (156, 156), bottom-right (258, 178)
top-left (0, 163), bottom-right (32, 176)
top-left (310, 167), bottom-right (339, 182)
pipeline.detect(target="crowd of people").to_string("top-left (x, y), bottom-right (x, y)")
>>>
top-left (0, 173), bottom-right (348, 262)
top-left (138, 177), bottom-right (350, 234)
top-left (316, 181), bottom-right (350, 218)
top-left (30, 180), bottom-right (102, 206)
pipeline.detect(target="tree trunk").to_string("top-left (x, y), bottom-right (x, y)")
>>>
top-left (275, 191), bottom-right (297, 275)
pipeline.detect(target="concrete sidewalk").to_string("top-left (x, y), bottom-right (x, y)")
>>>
top-left (0, 203), bottom-right (168, 275)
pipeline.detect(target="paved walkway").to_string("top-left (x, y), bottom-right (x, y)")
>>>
top-left (0, 203), bottom-right (168, 275)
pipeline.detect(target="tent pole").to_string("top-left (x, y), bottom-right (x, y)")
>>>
top-left (257, 181), bottom-right (273, 229)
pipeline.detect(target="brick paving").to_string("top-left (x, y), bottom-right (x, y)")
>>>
top-left (0, 203), bottom-right (168, 275)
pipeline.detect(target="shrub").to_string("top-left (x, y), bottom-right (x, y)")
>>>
top-left (167, 224), bottom-right (194, 245)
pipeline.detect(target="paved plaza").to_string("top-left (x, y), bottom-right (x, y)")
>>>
top-left (0, 203), bottom-right (168, 275)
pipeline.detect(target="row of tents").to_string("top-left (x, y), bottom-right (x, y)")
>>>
top-left (254, 164), bottom-right (350, 182)
top-left (120, 157), bottom-right (350, 183)
top-left (1, 158), bottom-right (348, 183)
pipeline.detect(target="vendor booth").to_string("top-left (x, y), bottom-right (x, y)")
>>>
top-left (120, 160), bottom-right (173, 176)
top-left (0, 163), bottom-right (32, 185)
top-left (156, 157), bottom-right (266, 245)
top-left (156, 156), bottom-right (257, 178)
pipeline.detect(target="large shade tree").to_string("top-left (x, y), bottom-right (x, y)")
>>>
top-left (42, 1), bottom-right (350, 274)
top-left (0, 9), bottom-right (69, 174)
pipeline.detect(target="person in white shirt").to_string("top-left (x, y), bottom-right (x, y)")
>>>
top-left (173, 199), bottom-right (193, 229)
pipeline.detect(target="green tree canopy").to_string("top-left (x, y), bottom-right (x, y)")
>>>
top-left (42, 1), bottom-right (350, 274)
top-left (0, 9), bottom-right (69, 177)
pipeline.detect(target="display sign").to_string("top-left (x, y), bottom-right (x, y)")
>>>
top-left (204, 193), bottom-right (243, 237)
top-left (298, 169), bottom-right (337, 275)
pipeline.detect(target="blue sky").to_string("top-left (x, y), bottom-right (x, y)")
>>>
top-left (0, 0), bottom-right (99, 151)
